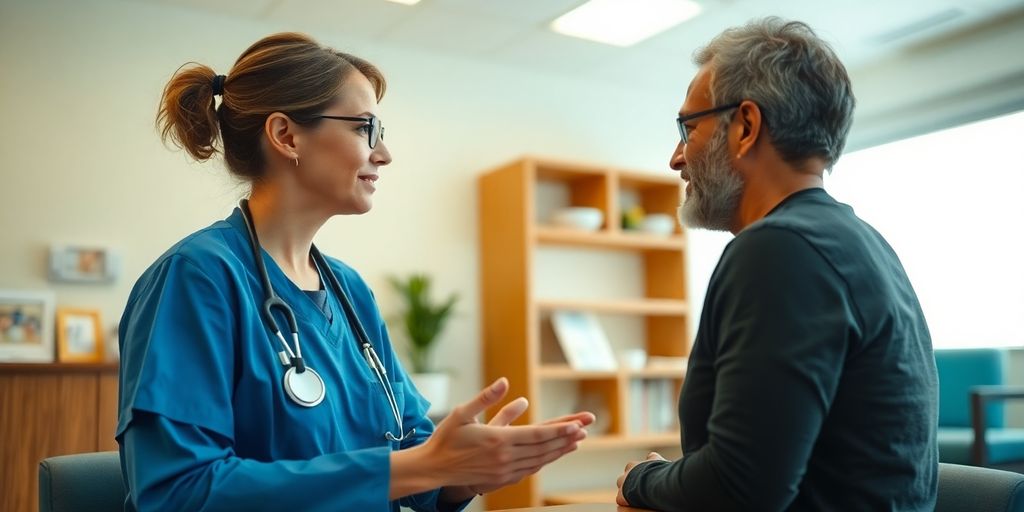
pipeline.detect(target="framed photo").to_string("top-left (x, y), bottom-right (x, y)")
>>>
top-left (48, 245), bottom-right (120, 283)
top-left (56, 308), bottom-right (105, 363)
top-left (0, 290), bottom-right (56, 363)
top-left (550, 311), bottom-right (618, 371)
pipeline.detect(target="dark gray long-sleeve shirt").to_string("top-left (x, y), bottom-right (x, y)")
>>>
top-left (623, 188), bottom-right (938, 511)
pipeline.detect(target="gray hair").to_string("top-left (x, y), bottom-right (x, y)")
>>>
top-left (694, 17), bottom-right (855, 170)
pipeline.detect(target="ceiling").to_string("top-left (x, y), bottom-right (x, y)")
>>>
top-left (126, 0), bottom-right (1024, 90)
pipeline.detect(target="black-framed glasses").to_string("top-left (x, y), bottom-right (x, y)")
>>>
top-left (311, 115), bottom-right (384, 149)
top-left (676, 102), bottom-right (741, 144)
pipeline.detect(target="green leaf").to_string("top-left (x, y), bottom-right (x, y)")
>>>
top-left (386, 273), bottom-right (459, 373)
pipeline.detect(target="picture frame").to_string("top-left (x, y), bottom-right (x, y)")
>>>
top-left (550, 311), bottom-right (618, 371)
top-left (56, 308), bottom-right (105, 363)
top-left (0, 289), bottom-right (56, 363)
top-left (48, 245), bottom-right (120, 283)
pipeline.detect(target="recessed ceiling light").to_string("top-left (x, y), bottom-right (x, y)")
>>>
top-left (551, 0), bottom-right (702, 47)
top-left (384, 0), bottom-right (421, 5)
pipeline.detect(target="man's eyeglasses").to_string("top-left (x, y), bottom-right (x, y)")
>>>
top-left (676, 102), bottom-right (741, 144)
top-left (310, 115), bottom-right (384, 149)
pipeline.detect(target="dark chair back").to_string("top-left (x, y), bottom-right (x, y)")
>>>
top-left (39, 451), bottom-right (126, 512)
top-left (937, 462), bottom-right (1024, 512)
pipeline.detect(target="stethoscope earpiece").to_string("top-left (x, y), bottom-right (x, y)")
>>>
top-left (238, 199), bottom-right (413, 442)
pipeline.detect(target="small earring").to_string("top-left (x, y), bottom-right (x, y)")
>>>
top-left (293, 156), bottom-right (299, 167)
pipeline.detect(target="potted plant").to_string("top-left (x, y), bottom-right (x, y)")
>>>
top-left (387, 273), bottom-right (458, 415)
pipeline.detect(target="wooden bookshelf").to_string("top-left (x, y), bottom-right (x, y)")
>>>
top-left (478, 157), bottom-right (691, 509)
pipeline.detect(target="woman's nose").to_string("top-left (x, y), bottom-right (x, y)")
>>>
top-left (373, 142), bottom-right (392, 166)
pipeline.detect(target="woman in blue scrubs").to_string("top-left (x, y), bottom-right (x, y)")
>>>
top-left (117, 32), bottom-right (593, 512)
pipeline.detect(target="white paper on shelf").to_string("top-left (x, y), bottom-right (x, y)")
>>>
top-left (550, 311), bottom-right (618, 371)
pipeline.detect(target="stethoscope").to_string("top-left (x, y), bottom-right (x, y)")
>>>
top-left (238, 199), bottom-right (415, 443)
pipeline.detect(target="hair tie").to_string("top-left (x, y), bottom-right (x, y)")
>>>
top-left (212, 74), bottom-right (226, 96)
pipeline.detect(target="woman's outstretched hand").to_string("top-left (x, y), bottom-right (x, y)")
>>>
top-left (428, 377), bottom-right (594, 497)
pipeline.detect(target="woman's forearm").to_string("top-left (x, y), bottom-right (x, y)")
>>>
top-left (389, 444), bottom-right (445, 500)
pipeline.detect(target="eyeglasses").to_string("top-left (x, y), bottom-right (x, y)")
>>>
top-left (676, 102), bottom-right (741, 144)
top-left (310, 115), bottom-right (385, 149)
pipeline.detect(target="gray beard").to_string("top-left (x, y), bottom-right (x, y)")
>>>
top-left (678, 126), bottom-right (744, 232)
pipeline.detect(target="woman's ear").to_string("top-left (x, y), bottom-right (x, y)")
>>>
top-left (734, 100), bottom-right (762, 159)
top-left (264, 112), bottom-right (301, 162)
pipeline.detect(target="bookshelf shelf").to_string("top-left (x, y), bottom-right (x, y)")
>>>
top-left (536, 298), bottom-right (688, 316)
top-left (579, 433), bottom-right (681, 450)
top-left (537, 364), bottom-right (687, 380)
top-left (534, 226), bottom-right (686, 251)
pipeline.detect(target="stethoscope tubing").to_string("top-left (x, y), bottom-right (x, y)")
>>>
top-left (238, 199), bottom-right (413, 442)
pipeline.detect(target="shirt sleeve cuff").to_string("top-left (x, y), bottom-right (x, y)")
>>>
top-left (623, 459), bottom-right (671, 508)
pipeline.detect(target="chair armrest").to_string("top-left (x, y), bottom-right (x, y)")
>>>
top-left (971, 385), bottom-right (1024, 400)
top-left (969, 385), bottom-right (1024, 466)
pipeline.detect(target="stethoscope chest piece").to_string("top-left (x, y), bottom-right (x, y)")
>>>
top-left (283, 367), bottom-right (326, 407)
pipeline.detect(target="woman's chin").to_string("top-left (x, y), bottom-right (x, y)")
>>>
top-left (348, 200), bottom-right (373, 215)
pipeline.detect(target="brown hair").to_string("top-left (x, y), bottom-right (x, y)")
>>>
top-left (157, 32), bottom-right (386, 180)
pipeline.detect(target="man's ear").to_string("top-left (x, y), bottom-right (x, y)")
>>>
top-left (734, 100), bottom-right (762, 159)
top-left (264, 112), bottom-right (301, 162)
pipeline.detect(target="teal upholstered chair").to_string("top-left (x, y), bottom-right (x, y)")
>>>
top-left (935, 348), bottom-right (1024, 469)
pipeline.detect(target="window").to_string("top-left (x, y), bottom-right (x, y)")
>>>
top-left (826, 111), bottom-right (1024, 349)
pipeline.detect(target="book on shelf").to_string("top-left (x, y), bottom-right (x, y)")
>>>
top-left (629, 379), bottom-right (678, 434)
top-left (550, 311), bottom-right (617, 371)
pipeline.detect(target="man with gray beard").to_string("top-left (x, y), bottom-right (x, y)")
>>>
top-left (614, 18), bottom-right (938, 511)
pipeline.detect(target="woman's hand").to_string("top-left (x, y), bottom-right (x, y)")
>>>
top-left (464, 394), bottom-right (596, 496)
top-left (427, 377), bottom-right (593, 494)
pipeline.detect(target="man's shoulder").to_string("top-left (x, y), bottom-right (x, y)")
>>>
top-left (729, 188), bottom-right (872, 268)
top-left (749, 188), bottom-right (855, 237)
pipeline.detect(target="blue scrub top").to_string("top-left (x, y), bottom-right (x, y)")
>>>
top-left (116, 208), bottom-right (464, 512)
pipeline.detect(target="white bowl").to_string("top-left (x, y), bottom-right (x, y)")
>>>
top-left (640, 213), bottom-right (676, 236)
top-left (550, 207), bottom-right (603, 232)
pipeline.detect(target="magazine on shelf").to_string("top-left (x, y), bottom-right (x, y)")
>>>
top-left (550, 310), bottom-right (618, 371)
top-left (629, 379), bottom-right (678, 434)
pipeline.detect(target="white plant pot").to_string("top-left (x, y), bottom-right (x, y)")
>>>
top-left (410, 372), bottom-right (451, 416)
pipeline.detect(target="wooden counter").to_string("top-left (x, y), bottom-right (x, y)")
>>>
top-left (0, 362), bottom-right (119, 512)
